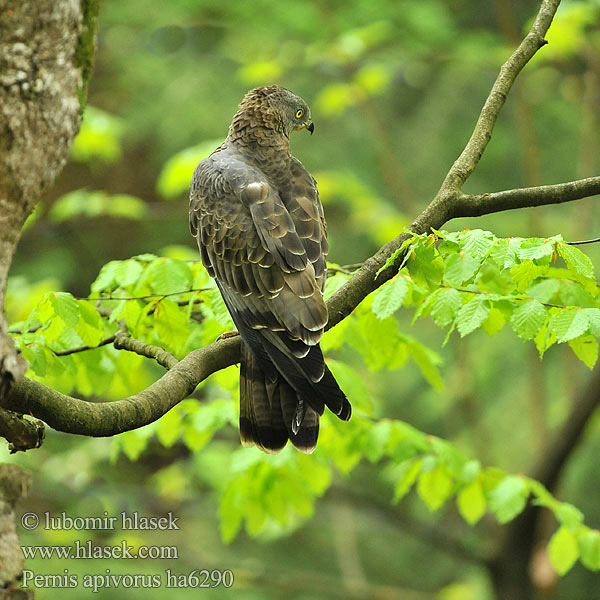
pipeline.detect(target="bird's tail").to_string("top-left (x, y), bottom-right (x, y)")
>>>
top-left (239, 343), bottom-right (320, 453)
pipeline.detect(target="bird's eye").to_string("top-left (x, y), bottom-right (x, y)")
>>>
top-left (295, 109), bottom-right (304, 119)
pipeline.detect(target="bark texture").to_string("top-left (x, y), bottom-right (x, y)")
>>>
top-left (0, 465), bottom-right (33, 598)
top-left (0, 0), bottom-right (97, 397)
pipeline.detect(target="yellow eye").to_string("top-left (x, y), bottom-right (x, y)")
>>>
top-left (295, 109), bottom-right (304, 119)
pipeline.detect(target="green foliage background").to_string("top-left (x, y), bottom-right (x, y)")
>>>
top-left (6, 0), bottom-right (600, 597)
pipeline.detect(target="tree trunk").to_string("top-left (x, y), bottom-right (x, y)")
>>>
top-left (0, 2), bottom-right (98, 596)
top-left (0, 0), bottom-right (98, 396)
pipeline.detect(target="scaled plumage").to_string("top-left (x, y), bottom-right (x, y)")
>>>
top-left (189, 86), bottom-right (351, 453)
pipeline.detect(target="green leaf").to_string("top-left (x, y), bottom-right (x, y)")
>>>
top-left (372, 276), bottom-right (409, 319)
top-left (376, 235), bottom-right (415, 276)
top-left (488, 475), bottom-right (528, 524)
top-left (583, 308), bottom-right (600, 336)
top-left (510, 300), bottom-right (546, 342)
top-left (53, 293), bottom-right (79, 328)
top-left (429, 288), bottom-right (461, 328)
top-left (510, 261), bottom-right (547, 291)
top-left (417, 465), bottom-right (453, 511)
top-left (92, 261), bottom-right (120, 293)
top-left (457, 478), bottom-right (486, 525)
top-left (443, 252), bottom-right (481, 287)
top-left (548, 526), bottom-right (579, 576)
top-left (405, 336), bottom-right (444, 391)
top-left (393, 459), bottom-right (422, 503)
top-left (461, 229), bottom-right (495, 260)
top-left (578, 530), bottom-right (600, 571)
top-left (481, 306), bottom-right (506, 336)
top-left (456, 296), bottom-right (490, 337)
top-left (115, 260), bottom-right (144, 288)
top-left (558, 242), bottom-right (594, 279)
top-left (76, 301), bottom-right (104, 347)
top-left (156, 407), bottom-right (182, 448)
top-left (406, 237), bottom-right (444, 289)
top-left (151, 259), bottom-right (193, 295)
top-left (516, 237), bottom-right (556, 261)
top-left (154, 299), bottom-right (189, 351)
top-left (568, 335), bottom-right (598, 369)
top-left (556, 503), bottom-right (584, 530)
top-left (550, 308), bottom-right (589, 343)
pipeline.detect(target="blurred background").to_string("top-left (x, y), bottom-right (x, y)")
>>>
top-left (6, 0), bottom-right (600, 598)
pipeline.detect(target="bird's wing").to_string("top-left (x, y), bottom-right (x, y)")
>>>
top-left (189, 149), bottom-right (328, 347)
top-left (282, 157), bottom-right (329, 294)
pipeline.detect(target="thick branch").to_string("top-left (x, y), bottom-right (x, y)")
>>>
top-left (1, 337), bottom-right (240, 437)
top-left (488, 364), bottom-right (600, 599)
top-left (453, 176), bottom-right (600, 218)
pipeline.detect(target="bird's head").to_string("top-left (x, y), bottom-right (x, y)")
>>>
top-left (237, 85), bottom-right (314, 138)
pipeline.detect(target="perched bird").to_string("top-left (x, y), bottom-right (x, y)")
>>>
top-left (189, 85), bottom-right (351, 453)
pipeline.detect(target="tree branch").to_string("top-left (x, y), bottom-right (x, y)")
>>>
top-left (0, 408), bottom-right (44, 453)
top-left (454, 176), bottom-right (600, 218)
top-left (1, 337), bottom-right (240, 436)
top-left (113, 331), bottom-right (179, 370)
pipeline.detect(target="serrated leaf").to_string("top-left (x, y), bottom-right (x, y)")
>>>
top-left (406, 238), bottom-right (444, 289)
top-left (510, 261), bottom-right (547, 291)
top-left (583, 308), bottom-right (600, 336)
top-left (21, 344), bottom-right (48, 377)
top-left (517, 238), bottom-right (556, 261)
top-left (76, 300), bottom-right (104, 346)
top-left (456, 296), bottom-right (490, 337)
top-left (558, 242), bottom-right (594, 279)
top-left (461, 229), bottom-right (495, 260)
top-left (510, 300), bottom-right (546, 342)
top-left (417, 465), bottom-right (453, 511)
top-left (550, 308), bottom-right (589, 343)
top-left (457, 478), bottom-right (486, 524)
top-left (372, 276), bottom-right (409, 319)
top-left (548, 526), bottom-right (579, 576)
top-left (154, 298), bottom-right (189, 351)
top-left (488, 475), bottom-right (528, 524)
top-left (443, 253), bottom-right (481, 287)
top-left (91, 261), bottom-right (120, 293)
top-left (53, 293), bottom-right (79, 327)
top-left (430, 288), bottom-right (461, 328)
top-left (114, 260), bottom-right (144, 288)
top-left (579, 530), bottom-right (600, 571)
top-left (568, 335), bottom-right (598, 369)
top-left (151, 259), bottom-right (193, 295)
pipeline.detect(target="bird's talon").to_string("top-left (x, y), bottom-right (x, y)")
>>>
top-left (216, 330), bottom-right (240, 342)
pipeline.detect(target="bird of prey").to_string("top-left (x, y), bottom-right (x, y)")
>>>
top-left (189, 85), bottom-right (351, 454)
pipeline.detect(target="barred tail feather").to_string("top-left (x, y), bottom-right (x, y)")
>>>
top-left (239, 343), bottom-right (319, 454)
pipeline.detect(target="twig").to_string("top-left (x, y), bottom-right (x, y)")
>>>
top-left (113, 331), bottom-right (179, 370)
top-left (53, 335), bottom-right (116, 357)
top-left (77, 288), bottom-right (209, 302)
top-left (566, 236), bottom-right (600, 246)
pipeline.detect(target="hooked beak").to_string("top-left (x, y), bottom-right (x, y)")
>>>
top-left (307, 121), bottom-right (314, 135)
